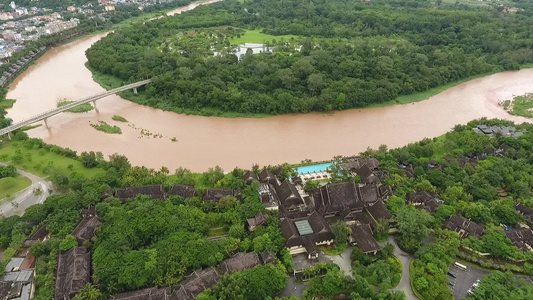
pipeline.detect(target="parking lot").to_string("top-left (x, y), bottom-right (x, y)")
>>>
top-left (449, 263), bottom-right (488, 299)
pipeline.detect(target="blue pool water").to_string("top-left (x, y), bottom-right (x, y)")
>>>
top-left (294, 163), bottom-right (333, 174)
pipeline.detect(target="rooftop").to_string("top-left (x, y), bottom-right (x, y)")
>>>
top-left (295, 220), bottom-right (314, 236)
top-left (219, 252), bottom-right (261, 274)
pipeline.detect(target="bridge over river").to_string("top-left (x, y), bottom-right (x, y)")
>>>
top-left (0, 79), bottom-right (151, 138)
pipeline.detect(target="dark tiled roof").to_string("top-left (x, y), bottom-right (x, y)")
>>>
top-left (351, 224), bottom-right (380, 253)
top-left (220, 252), bottom-right (261, 274)
top-left (247, 212), bottom-right (268, 229)
top-left (242, 171), bottom-right (259, 184)
top-left (359, 185), bottom-right (380, 205)
top-left (203, 189), bottom-right (241, 202)
top-left (355, 165), bottom-right (378, 184)
top-left (280, 218), bottom-right (301, 248)
top-left (71, 216), bottom-right (102, 242)
top-left (173, 267), bottom-right (220, 300)
top-left (443, 214), bottom-right (484, 238)
top-left (276, 181), bottom-right (304, 209)
top-left (342, 158), bottom-right (380, 170)
top-left (81, 206), bottom-right (96, 218)
top-left (365, 200), bottom-right (392, 221)
top-left (315, 182), bottom-right (363, 216)
top-left (114, 185), bottom-right (165, 201)
top-left (505, 228), bottom-right (533, 251)
top-left (260, 250), bottom-right (276, 265)
top-left (167, 184), bottom-right (196, 198)
top-left (515, 203), bottom-right (533, 217)
top-left (29, 226), bottom-right (48, 240)
top-left (258, 168), bottom-right (277, 185)
top-left (307, 212), bottom-right (335, 242)
top-left (280, 213), bottom-right (334, 250)
top-left (55, 247), bottom-right (91, 300)
top-left (350, 211), bottom-right (372, 227)
top-left (406, 191), bottom-right (441, 213)
top-left (110, 287), bottom-right (168, 300)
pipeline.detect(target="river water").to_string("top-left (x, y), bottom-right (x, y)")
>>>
top-left (6, 1), bottom-right (533, 172)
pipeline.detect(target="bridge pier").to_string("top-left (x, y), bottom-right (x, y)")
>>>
top-left (43, 118), bottom-right (49, 128)
top-left (92, 101), bottom-right (98, 112)
top-left (7, 132), bottom-right (11, 141)
top-left (133, 87), bottom-right (138, 94)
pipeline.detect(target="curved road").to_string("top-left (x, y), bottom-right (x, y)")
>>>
top-left (0, 162), bottom-right (52, 217)
top-left (384, 236), bottom-right (418, 300)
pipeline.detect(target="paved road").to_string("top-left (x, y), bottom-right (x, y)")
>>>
top-left (323, 246), bottom-right (354, 278)
top-left (277, 276), bottom-right (307, 299)
top-left (381, 236), bottom-right (418, 300)
top-left (0, 163), bottom-right (52, 217)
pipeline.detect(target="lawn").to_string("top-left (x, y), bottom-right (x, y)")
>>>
top-left (208, 226), bottom-right (228, 237)
top-left (0, 142), bottom-right (104, 178)
top-left (0, 176), bottom-right (32, 200)
top-left (505, 94), bottom-right (533, 118)
top-left (228, 29), bottom-right (298, 45)
top-left (0, 99), bottom-right (16, 110)
top-left (319, 242), bottom-right (347, 256)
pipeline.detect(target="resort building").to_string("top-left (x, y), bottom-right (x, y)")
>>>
top-left (280, 212), bottom-right (335, 259)
top-left (443, 214), bottom-right (485, 239)
top-left (54, 247), bottom-right (91, 300)
top-left (505, 228), bottom-right (533, 252)
top-left (349, 224), bottom-right (381, 254)
top-left (406, 191), bottom-right (441, 213)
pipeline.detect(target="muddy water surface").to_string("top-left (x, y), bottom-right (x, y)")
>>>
top-left (6, 2), bottom-right (533, 172)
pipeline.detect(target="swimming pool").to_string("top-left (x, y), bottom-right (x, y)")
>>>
top-left (294, 163), bottom-right (333, 174)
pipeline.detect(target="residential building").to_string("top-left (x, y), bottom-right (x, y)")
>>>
top-left (505, 228), bottom-right (533, 252)
top-left (54, 247), bottom-right (91, 300)
top-left (220, 252), bottom-right (261, 273)
top-left (349, 224), bottom-right (380, 254)
top-left (406, 191), bottom-right (441, 213)
top-left (246, 211), bottom-right (268, 232)
top-left (280, 212), bottom-right (335, 259)
top-left (443, 214), bottom-right (484, 239)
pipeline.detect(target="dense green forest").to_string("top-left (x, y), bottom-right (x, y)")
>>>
top-left (86, 0), bottom-right (533, 115)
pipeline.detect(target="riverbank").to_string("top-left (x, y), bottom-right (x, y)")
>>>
top-left (87, 63), bottom-right (532, 119)
top-left (0, 141), bottom-right (103, 178)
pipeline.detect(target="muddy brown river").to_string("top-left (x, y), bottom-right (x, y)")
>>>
top-left (6, 1), bottom-right (533, 172)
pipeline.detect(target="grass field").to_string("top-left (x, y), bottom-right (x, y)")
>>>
top-left (208, 226), bottom-right (228, 237)
top-left (506, 94), bottom-right (533, 118)
top-left (228, 29), bottom-right (298, 44)
top-left (0, 176), bottom-right (32, 200)
top-left (0, 99), bottom-right (16, 110)
top-left (0, 142), bottom-right (104, 178)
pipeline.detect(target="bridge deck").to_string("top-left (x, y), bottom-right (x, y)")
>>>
top-left (0, 79), bottom-right (151, 137)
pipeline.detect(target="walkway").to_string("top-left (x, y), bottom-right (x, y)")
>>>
top-left (0, 79), bottom-right (151, 136)
top-left (322, 246), bottom-right (354, 278)
top-left (0, 163), bottom-right (53, 217)
top-left (382, 236), bottom-right (418, 300)
top-left (277, 276), bottom-right (307, 299)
